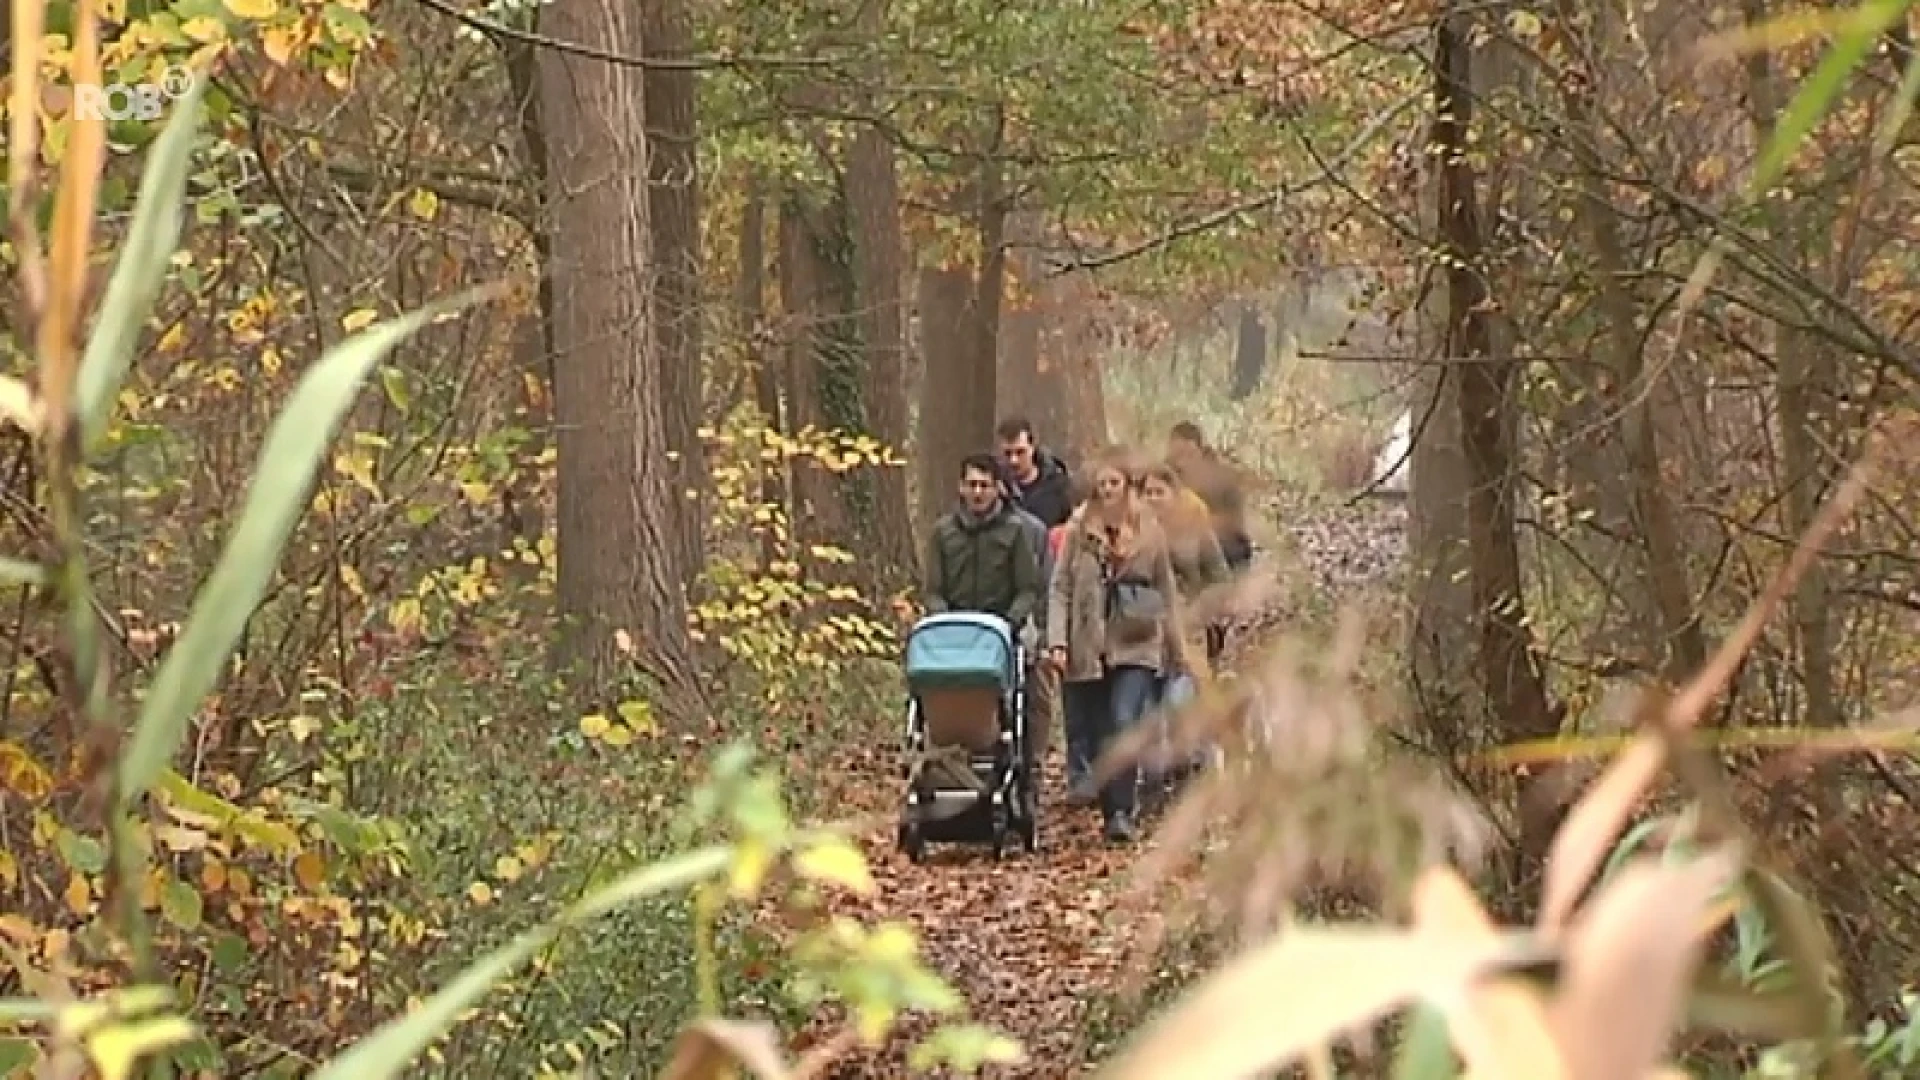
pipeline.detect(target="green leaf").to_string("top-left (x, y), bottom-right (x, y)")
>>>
top-left (56, 829), bottom-right (109, 875)
top-left (159, 880), bottom-right (203, 931)
top-left (1389, 1004), bottom-right (1459, 1080)
top-left (74, 75), bottom-right (206, 451)
top-left (0, 1036), bottom-right (37, 1074)
top-left (1101, 929), bottom-right (1537, 1080)
top-left (118, 288), bottom-right (495, 805)
top-left (1749, 0), bottom-right (1911, 196)
top-left (0, 556), bottom-right (46, 588)
top-left (311, 844), bottom-right (730, 1080)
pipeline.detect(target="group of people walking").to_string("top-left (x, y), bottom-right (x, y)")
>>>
top-left (919, 416), bottom-right (1252, 844)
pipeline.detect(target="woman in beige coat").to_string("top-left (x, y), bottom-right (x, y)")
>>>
top-left (1045, 451), bottom-right (1185, 843)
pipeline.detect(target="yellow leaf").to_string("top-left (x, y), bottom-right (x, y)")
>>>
top-left (323, 65), bottom-right (349, 91)
top-left (180, 16), bottom-right (226, 42)
top-left (493, 856), bottom-right (523, 882)
top-left (467, 881), bottom-right (494, 906)
top-left (615, 699), bottom-right (657, 736)
top-left (287, 715), bottom-right (321, 742)
top-left (64, 873), bottom-right (91, 917)
top-left (388, 596), bottom-right (423, 635)
top-left (292, 851), bottom-right (326, 892)
top-left (223, 0), bottom-right (278, 19)
top-left (85, 1015), bottom-right (197, 1080)
top-left (338, 563), bottom-right (366, 598)
top-left (408, 187), bottom-right (440, 222)
top-left (579, 713), bottom-right (611, 739)
top-left (262, 26), bottom-right (299, 65)
top-left (793, 837), bottom-right (875, 895)
top-left (729, 839), bottom-right (773, 900)
top-left (261, 346), bottom-right (283, 375)
top-left (459, 480), bottom-right (492, 506)
top-left (602, 725), bottom-right (634, 748)
top-left (0, 851), bottom-right (18, 891)
top-left (341, 308), bottom-right (378, 333)
top-left (155, 825), bottom-right (209, 853)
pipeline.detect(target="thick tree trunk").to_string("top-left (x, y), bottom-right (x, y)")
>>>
top-left (847, 127), bottom-right (919, 584)
top-left (778, 194), bottom-right (851, 548)
top-left (642, 0), bottom-right (707, 583)
top-left (968, 127), bottom-right (1008, 445)
top-left (1435, 10), bottom-right (1560, 869)
top-left (537, 0), bottom-right (701, 717)
top-left (844, 0), bottom-right (917, 585)
top-left (916, 268), bottom-right (976, 539)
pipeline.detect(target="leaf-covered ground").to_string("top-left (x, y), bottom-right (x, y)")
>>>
top-left (795, 497), bottom-right (1410, 1078)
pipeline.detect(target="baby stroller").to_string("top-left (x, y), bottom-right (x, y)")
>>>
top-left (895, 611), bottom-right (1039, 862)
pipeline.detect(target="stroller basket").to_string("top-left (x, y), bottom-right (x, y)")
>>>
top-left (904, 612), bottom-right (1017, 694)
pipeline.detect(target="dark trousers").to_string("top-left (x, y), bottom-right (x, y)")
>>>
top-left (1062, 665), bottom-right (1159, 819)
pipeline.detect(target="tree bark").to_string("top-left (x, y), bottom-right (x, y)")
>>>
top-left (1551, 0), bottom-right (1709, 683)
top-left (1435, 10), bottom-right (1560, 868)
top-left (844, 0), bottom-right (917, 584)
top-left (917, 268), bottom-right (976, 539)
top-left (537, 0), bottom-right (701, 717)
top-left (1230, 307), bottom-right (1267, 401)
top-left (642, 0), bottom-right (707, 583)
top-left (739, 180), bottom-right (783, 571)
top-left (968, 114), bottom-right (1008, 446)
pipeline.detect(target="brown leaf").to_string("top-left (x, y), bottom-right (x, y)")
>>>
top-left (660, 1018), bottom-right (794, 1080)
top-left (1536, 723), bottom-right (1665, 933)
top-left (1411, 868), bottom-right (1568, 1080)
top-left (1546, 847), bottom-right (1742, 1080)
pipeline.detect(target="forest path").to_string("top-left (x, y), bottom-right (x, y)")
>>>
top-left (802, 495), bottom-right (1409, 1078)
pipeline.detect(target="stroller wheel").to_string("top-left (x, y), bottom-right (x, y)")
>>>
top-left (899, 823), bottom-right (926, 864)
top-left (1018, 812), bottom-right (1039, 854)
top-left (990, 805), bottom-right (1010, 861)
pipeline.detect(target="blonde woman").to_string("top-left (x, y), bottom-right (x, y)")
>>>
top-left (1045, 450), bottom-right (1185, 844)
top-left (1139, 462), bottom-right (1230, 797)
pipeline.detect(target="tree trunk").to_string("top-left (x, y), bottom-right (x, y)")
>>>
top-left (844, 0), bottom-right (917, 585)
top-left (968, 121), bottom-right (1008, 446)
top-left (642, 0), bottom-right (707, 584)
top-left (537, 0), bottom-right (701, 716)
top-left (778, 191), bottom-right (867, 551)
top-left (1230, 307), bottom-right (1267, 401)
top-left (1435, 10), bottom-right (1560, 869)
top-left (739, 181), bottom-right (783, 572)
top-left (1743, 0), bottom-right (1839, 730)
top-left (1551, 0), bottom-right (1709, 683)
top-left (917, 268), bottom-right (976, 539)
top-left (500, 36), bottom-right (553, 577)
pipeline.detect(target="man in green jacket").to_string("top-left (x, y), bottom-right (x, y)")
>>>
top-left (922, 452), bottom-right (1041, 628)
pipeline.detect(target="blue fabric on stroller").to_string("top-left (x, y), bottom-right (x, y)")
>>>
top-left (904, 612), bottom-right (1017, 693)
top-left (897, 612), bottom-right (1038, 860)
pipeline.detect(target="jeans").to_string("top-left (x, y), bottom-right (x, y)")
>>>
top-left (1063, 665), bottom-right (1158, 819)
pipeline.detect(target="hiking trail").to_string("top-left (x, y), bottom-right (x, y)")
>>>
top-left (800, 497), bottom-right (1409, 1077)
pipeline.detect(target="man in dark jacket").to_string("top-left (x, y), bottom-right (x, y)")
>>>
top-left (996, 415), bottom-right (1074, 529)
top-left (921, 453), bottom-right (1042, 626)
